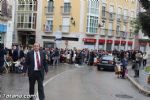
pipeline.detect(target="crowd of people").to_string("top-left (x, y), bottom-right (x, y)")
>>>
top-left (0, 43), bottom-right (149, 77)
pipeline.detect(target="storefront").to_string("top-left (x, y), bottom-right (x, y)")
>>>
top-left (0, 24), bottom-right (7, 43)
top-left (120, 40), bottom-right (126, 50)
top-left (83, 38), bottom-right (96, 50)
top-left (127, 41), bottom-right (133, 50)
top-left (99, 39), bottom-right (105, 50)
top-left (106, 40), bottom-right (113, 51)
top-left (114, 40), bottom-right (120, 50)
top-left (139, 42), bottom-right (147, 52)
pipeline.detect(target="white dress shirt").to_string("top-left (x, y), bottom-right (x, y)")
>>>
top-left (34, 51), bottom-right (41, 71)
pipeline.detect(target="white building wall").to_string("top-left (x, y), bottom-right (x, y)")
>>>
top-left (36, 0), bottom-right (43, 46)
top-left (5, 21), bottom-right (13, 48)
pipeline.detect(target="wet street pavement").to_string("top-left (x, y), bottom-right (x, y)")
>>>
top-left (0, 64), bottom-right (150, 100)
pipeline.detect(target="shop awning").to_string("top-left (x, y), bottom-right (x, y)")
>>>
top-left (121, 40), bottom-right (126, 44)
top-left (128, 41), bottom-right (133, 45)
top-left (107, 40), bottom-right (113, 44)
top-left (114, 40), bottom-right (120, 44)
top-left (139, 42), bottom-right (147, 45)
top-left (83, 38), bottom-right (96, 43)
top-left (99, 39), bottom-right (105, 44)
top-left (0, 24), bottom-right (7, 33)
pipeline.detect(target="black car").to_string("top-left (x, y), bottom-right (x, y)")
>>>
top-left (97, 55), bottom-right (116, 71)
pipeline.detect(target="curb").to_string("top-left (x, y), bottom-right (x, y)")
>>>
top-left (127, 75), bottom-right (150, 96)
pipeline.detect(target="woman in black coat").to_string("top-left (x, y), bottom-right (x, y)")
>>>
top-left (0, 44), bottom-right (6, 74)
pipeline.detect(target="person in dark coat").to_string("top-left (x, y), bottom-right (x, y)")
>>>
top-left (0, 43), bottom-right (6, 74)
top-left (89, 51), bottom-right (95, 66)
top-left (23, 43), bottom-right (48, 100)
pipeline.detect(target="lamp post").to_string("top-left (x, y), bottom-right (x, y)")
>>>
top-left (95, 20), bottom-right (105, 50)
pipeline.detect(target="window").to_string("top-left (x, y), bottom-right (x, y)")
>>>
top-left (102, 3), bottom-right (106, 17)
top-left (116, 25), bottom-right (120, 36)
top-left (45, 20), bottom-right (53, 32)
top-left (17, 13), bottom-right (36, 29)
top-left (47, 0), bottom-right (54, 13)
top-left (109, 5), bottom-right (114, 19)
top-left (88, 0), bottom-right (99, 15)
top-left (108, 22), bottom-right (113, 35)
top-left (63, 2), bottom-right (71, 14)
top-left (17, 0), bottom-right (37, 11)
top-left (123, 9), bottom-right (128, 20)
top-left (117, 7), bottom-right (122, 19)
top-left (62, 17), bottom-right (70, 32)
top-left (86, 16), bottom-right (98, 34)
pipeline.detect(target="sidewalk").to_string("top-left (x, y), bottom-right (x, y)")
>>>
top-left (127, 62), bottom-right (150, 96)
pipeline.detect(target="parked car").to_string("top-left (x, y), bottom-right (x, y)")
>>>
top-left (97, 55), bottom-right (117, 71)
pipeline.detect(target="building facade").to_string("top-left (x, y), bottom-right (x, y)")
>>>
top-left (12, 0), bottom-right (138, 50)
top-left (42, 0), bottom-right (138, 50)
top-left (0, 0), bottom-right (12, 48)
top-left (12, 0), bottom-right (41, 46)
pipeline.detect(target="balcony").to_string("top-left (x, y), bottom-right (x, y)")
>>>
top-left (44, 25), bottom-right (53, 33)
top-left (60, 25), bottom-right (70, 33)
top-left (45, 6), bottom-right (54, 15)
top-left (61, 6), bottom-right (71, 15)
top-left (107, 29), bottom-right (114, 37)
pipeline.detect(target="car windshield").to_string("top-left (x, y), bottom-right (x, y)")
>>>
top-left (102, 55), bottom-right (114, 61)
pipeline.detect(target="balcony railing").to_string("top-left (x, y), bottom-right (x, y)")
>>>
top-left (61, 6), bottom-right (71, 15)
top-left (45, 6), bottom-right (54, 15)
top-left (60, 25), bottom-right (70, 33)
top-left (45, 25), bottom-right (53, 33)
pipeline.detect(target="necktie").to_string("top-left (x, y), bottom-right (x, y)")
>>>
top-left (36, 52), bottom-right (41, 69)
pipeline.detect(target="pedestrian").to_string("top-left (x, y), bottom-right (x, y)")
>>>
top-left (143, 52), bottom-right (148, 67)
top-left (0, 43), bottom-right (6, 74)
top-left (121, 55), bottom-right (128, 79)
top-left (23, 42), bottom-right (48, 100)
top-left (132, 60), bottom-right (140, 78)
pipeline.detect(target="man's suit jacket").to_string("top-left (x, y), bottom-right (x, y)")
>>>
top-left (25, 50), bottom-right (48, 80)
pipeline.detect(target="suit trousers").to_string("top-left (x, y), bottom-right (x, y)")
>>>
top-left (29, 71), bottom-right (45, 100)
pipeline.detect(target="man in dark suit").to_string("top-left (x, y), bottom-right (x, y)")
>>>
top-left (24, 43), bottom-right (48, 100)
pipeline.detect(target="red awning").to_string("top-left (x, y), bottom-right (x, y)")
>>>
top-left (83, 38), bottom-right (96, 43)
top-left (107, 40), bottom-right (113, 44)
top-left (99, 39), bottom-right (105, 44)
top-left (139, 42), bottom-right (147, 45)
top-left (114, 40), bottom-right (120, 44)
top-left (128, 41), bottom-right (133, 45)
top-left (121, 40), bottom-right (126, 44)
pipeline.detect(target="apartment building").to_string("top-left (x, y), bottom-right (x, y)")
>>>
top-left (42, 0), bottom-right (138, 50)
